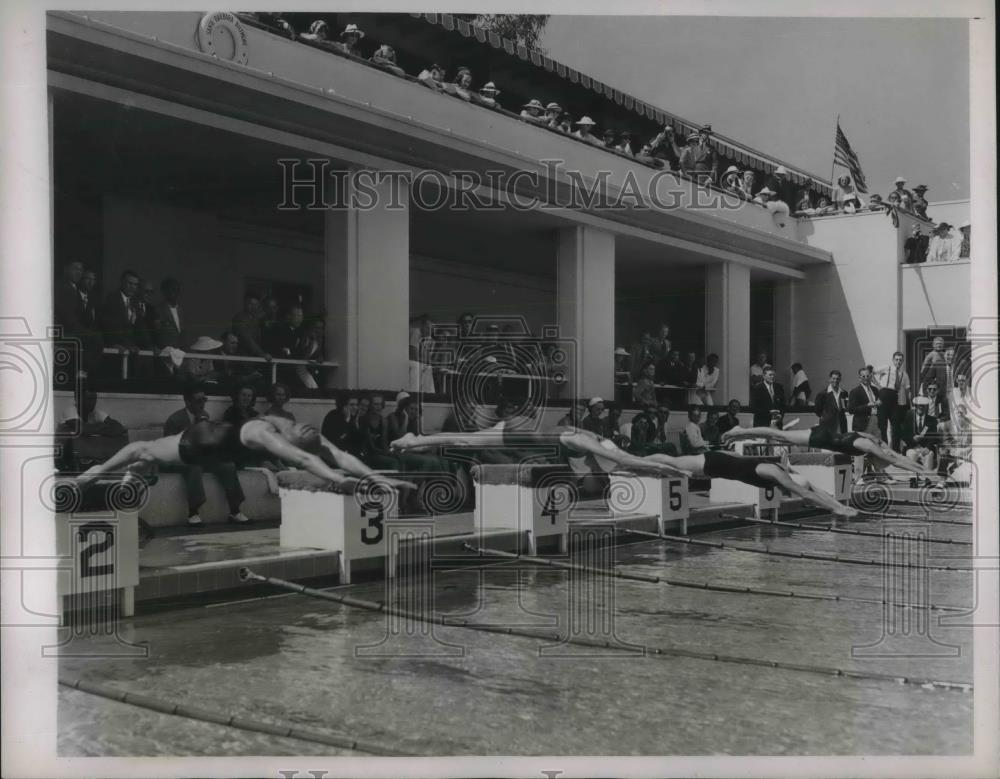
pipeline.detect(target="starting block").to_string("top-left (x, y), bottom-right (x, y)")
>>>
top-left (609, 472), bottom-right (690, 534)
top-left (471, 464), bottom-right (571, 555)
top-left (787, 452), bottom-right (853, 502)
top-left (277, 471), bottom-right (398, 584)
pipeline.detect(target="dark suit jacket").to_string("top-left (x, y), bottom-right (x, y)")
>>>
top-left (848, 384), bottom-right (880, 432)
top-left (100, 292), bottom-right (139, 348)
top-left (54, 281), bottom-right (82, 336)
top-left (749, 381), bottom-right (786, 426)
top-left (156, 303), bottom-right (189, 349)
top-left (899, 410), bottom-right (938, 450)
top-left (813, 388), bottom-right (849, 433)
top-left (163, 407), bottom-right (203, 437)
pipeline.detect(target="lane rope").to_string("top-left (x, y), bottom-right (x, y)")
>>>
top-left (621, 526), bottom-right (971, 572)
top-left (240, 568), bottom-right (971, 693)
top-left (461, 543), bottom-right (967, 613)
top-left (723, 514), bottom-right (972, 546)
top-left (59, 676), bottom-right (411, 756)
top-left (853, 509), bottom-right (973, 526)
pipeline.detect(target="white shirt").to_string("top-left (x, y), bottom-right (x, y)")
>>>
top-left (121, 292), bottom-right (135, 323)
top-left (167, 304), bottom-right (181, 331)
top-left (696, 366), bottom-right (719, 391)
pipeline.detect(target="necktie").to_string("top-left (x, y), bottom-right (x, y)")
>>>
top-left (894, 369), bottom-right (901, 390)
top-left (766, 383), bottom-right (774, 400)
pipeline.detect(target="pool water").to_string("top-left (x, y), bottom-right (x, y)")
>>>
top-left (59, 511), bottom-right (975, 756)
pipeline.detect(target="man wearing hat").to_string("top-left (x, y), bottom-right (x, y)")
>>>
top-left (679, 125), bottom-right (717, 184)
top-left (927, 221), bottom-right (957, 263)
top-left (475, 81), bottom-right (500, 108)
top-left (900, 395), bottom-right (939, 478)
top-left (891, 177), bottom-right (914, 211)
top-left (911, 184), bottom-right (929, 219)
top-left (867, 193), bottom-right (885, 212)
top-left (753, 186), bottom-right (774, 206)
top-left (573, 116), bottom-right (602, 146)
top-left (615, 131), bottom-right (634, 156)
top-left (765, 164), bottom-right (795, 207)
top-left (647, 124), bottom-right (682, 171)
top-left (903, 224), bottom-right (929, 264)
top-left (300, 19), bottom-right (331, 44)
top-left (520, 98), bottom-right (546, 124)
top-left (581, 397), bottom-right (607, 436)
top-left (720, 165), bottom-right (741, 193)
top-left (338, 23), bottom-right (365, 56)
top-left (543, 102), bottom-right (562, 128)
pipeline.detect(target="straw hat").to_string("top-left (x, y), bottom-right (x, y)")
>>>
top-left (575, 116), bottom-right (597, 126)
top-left (522, 98), bottom-right (544, 110)
top-left (340, 23), bottom-right (365, 39)
top-left (188, 336), bottom-right (223, 352)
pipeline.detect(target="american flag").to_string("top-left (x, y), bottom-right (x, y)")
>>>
top-left (833, 120), bottom-right (868, 193)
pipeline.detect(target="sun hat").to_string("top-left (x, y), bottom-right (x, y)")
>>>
top-left (614, 347), bottom-right (630, 356)
top-left (575, 116), bottom-right (597, 126)
top-left (522, 98), bottom-right (544, 110)
top-left (340, 23), bottom-right (365, 39)
top-left (589, 397), bottom-right (605, 407)
top-left (395, 390), bottom-right (411, 402)
top-left (894, 176), bottom-right (907, 184)
top-left (545, 101), bottom-right (562, 112)
top-left (479, 81), bottom-right (499, 95)
top-left (912, 396), bottom-right (930, 406)
top-left (188, 336), bottom-right (223, 352)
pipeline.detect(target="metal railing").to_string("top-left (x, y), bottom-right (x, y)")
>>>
top-left (101, 348), bottom-right (339, 384)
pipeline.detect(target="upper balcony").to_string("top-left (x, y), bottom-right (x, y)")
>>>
top-left (46, 11), bottom-right (832, 271)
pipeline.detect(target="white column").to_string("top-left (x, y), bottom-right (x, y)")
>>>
top-left (705, 262), bottom-right (751, 404)
top-left (556, 225), bottom-right (615, 400)
top-left (324, 174), bottom-right (409, 389)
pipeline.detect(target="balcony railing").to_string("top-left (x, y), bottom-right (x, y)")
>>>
top-left (102, 348), bottom-right (339, 384)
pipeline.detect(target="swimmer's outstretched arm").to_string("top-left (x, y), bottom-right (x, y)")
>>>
top-left (721, 426), bottom-right (811, 446)
top-left (391, 430), bottom-right (508, 451)
top-left (75, 435), bottom-right (182, 486)
top-left (243, 426), bottom-right (367, 489)
top-left (559, 430), bottom-right (693, 477)
top-left (762, 465), bottom-right (857, 518)
top-left (317, 435), bottom-right (415, 491)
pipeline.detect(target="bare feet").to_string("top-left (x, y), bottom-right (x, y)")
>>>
top-left (832, 503), bottom-right (859, 518)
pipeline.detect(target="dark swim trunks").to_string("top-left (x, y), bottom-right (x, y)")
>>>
top-left (178, 421), bottom-right (246, 465)
top-left (807, 426), bottom-right (862, 456)
top-left (702, 450), bottom-right (777, 489)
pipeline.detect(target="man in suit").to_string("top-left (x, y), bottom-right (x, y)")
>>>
top-left (100, 269), bottom-right (142, 350)
top-left (162, 385), bottom-right (248, 526)
top-left (849, 366), bottom-right (884, 476)
top-left (874, 351), bottom-right (911, 451)
top-left (900, 396), bottom-right (939, 478)
top-left (156, 277), bottom-right (190, 349)
top-left (813, 370), bottom-right (850, 433)
top-left (54, 261), bottom-right (84, 337)
top-left (749, 364), bottom-right (786, 427)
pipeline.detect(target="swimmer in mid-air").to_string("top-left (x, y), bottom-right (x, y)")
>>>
top-left (75, 415), bottom-right (416, 493)
top-left (720, 423), bottom-right (934, 477)
top-left (390, 419), bottom-right (693, 479)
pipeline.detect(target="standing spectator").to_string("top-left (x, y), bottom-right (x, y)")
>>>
top-left (163, 384), bottom-right (249, 526)
top-left (958, 221), bottom-right (971, 258)
top-left (630, 332), bottom-right (657, 380)
top-left (749, 351), bottom-right (768, 387)
top-left (615, 131), bottom-right (634, 156)
top-left (890, 177), bottom-right (914, 211)
top-left (78, 267), bottom-right (103, 377)
top-left (265, 303), bottom-right (300, 359)
top-left (613, 346), bottom-right (631, 385)
top-left (179, 335), bottom-right (222, 384)
top-left (633, 361), bottom-right (658, 408)
top-left (750, 364), bottom-right (786, 427)
top-left (716, 399), bottom-right (743, 437)
top-left (926, 222), bottom-right (958, 263)
top-left (264, 383), bottom-right (295, 422)
top-left (694, 353), bottom-right (720, 405)
top-left (919, 337), bottom-right (948, 392)
top-left (753, 187), bottom-right (775, 206)
top-left (55, 260), bottom-right (84, 340)
top-left (833, 175), bottom-right (864, 211)
top-left (738, 170), bottom-right (756, 199)
top-left (300, 19), bottom-right (332, 45)
top-left (222, 383), bottom-right (260, 426)
top-left (581, 397), bottom-right (606, 437)
top-left (409, 315), bottom-right (435, 393)
top-left (100, 269), bottom-right (142, 352)
top-left (156, 277), bottom-right (189, 349)
top-left (790, 363), bottom-right (811, 407)
top-left (951, 373), bottom-right (972, 419)
top-left (294, 316), bottom-right (325, 390)
top-left (764, 165), bottom-right (796, 207)
top-left (848, 366), bottom-right (882, 438)
top-left (680, 125), bottom-right (717, 184)
top-left (793, 189), bottom-right (813, 215)
top-left (647, 124), bottom-right (681, 171)
top-left (683, 352), bottom-right (700, 386)
top-left (134, 280), bottom-right (158, 350)
top-left (653, 324), bottom-right (672, 362)
top-left (720, 166), bottom-right (741, 193)
top-left (659, 350), bottom-right (687, 387)
top-left (903, 225), bottom-right (929, 264)
top-left (867, 194), bottom-right (886, 212)
top-left (681, 407), bottom-right (710, 454)
top-left (701, 409), bottom-right (722, 449)
top-left (232, 293), bottom-right (271, 361)
top-left (911, 185), bottom-right (930, 219)
top-left (874, 351), bottom-right (911, 451)
top-left (601, 128), bottom-right (617, 149)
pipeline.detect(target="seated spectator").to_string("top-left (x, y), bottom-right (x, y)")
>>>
top-left (581, 397), bottom-right (606, 436)
top-left (214, 330), bottom-right (264, 391)
top-left (813, 195), bottom-right (835, 215)
top-left (179, 336), bottom-right (223, 385)
top-left (300, 20), bottom-right (333, 46)
top-left (646, 124), bottom-right (681, 171)
top-left (322, 392), bottom-right (361, 454)
top-left (867, 193), bottom-right (886, 212)
top-left (901, 395), bottom-right (938, 476)
top-left (163, 384), bottom-right (249, 526)
top-left (613, 346), bottom-right (631, 387)
top-left (927, 222), bottom-right (957, 263)
top-left (264, 383), bottom-right (295, 422)
top-left (720, 165), bottom-right (741, 194)
top-left (791, 362), bottom-right (812, 407)
top-left (840, 191), bottom-right (864, 214)
top-left (633, 361), bottom-right (658, 407)
top-left (557, 400), bottom-right (587, 428)
top-left (701, 409), bottom-right (722, 449)
top-left (359, 393), bottom-right (397, 470)
top-left (716, 399), bottom-right (743, 437)
top-left (448, 66), bottom-right (474, 100)
top-left (573, 116), bottom-right (603, 146)
top-left (543, 102), bottom-right (562, 128)
top-left (232, 293), bottom-right (270, 361)
top-left (520, 99), bottom-right (546, 124)
top-left (222, 383), bottom-right (260, 426)
top-left (911, 185), bottom-right (929, 219)
top-left (628, 401), bottom-right (660, 455)
top-left (694, 353), bottom-right (720, 405)
top-left (753, 186), bottom-right (774, 206)
top-left (958, 221), bottom-right (971, 258)
top-left (474, 81), bottom-right (500, 108)
top-left (605, 405), bottom-right (627, 447)
top-left (252, 12), bottom-right (295, 39)
top-left (370, 44), bottom-right (405, 77)
top-left (418, 63), bottom-right (446, 91)
top-left (630, 331), bottom-right (657, 379)
top-left (739, 170), bottom-right (756, 199)
top-left (386, 391), bottom-right (419, 442)
top-left (601, 128), bottom-right (617, 149)
top-left (890, 177), bottom-right (914, 211)
top-left (615, 131), bottom-right (634, 156)
top-left (682, 407), bottom-right (710, 454)
top-left (294, 317), bottom-right (325, 389)
top-left (338, 23), bottom-right (364, 57)
top-left (903, 225), bottom-right (929, 264)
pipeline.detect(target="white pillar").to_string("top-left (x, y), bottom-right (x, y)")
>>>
top-left (324, 174), bottom-right (409, 389)
top-left (705, 262), bottom-right (751, 404)
top-left (556, 226), bottom-right (615, 400)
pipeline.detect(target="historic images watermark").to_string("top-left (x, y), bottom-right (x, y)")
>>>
top-left (276, 159), bottom-right (746, 213)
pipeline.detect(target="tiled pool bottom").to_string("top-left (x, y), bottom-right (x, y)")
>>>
top-left (59, 510), bottom-right (974, 756)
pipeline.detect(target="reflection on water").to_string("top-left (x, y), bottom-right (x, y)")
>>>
top-left (60, 513), bottom-right (974, 756)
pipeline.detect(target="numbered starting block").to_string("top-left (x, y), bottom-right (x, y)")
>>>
top-left (708, 454), bottom-right (783, 519)
top-left (471, 464), bottom-right (571, 555)
top-left (277, 471), bottom-right (398, 584)
top-left (608, 472), bottom-right (690, 534)
top-left (787, 452), bottom-right (853, 502)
